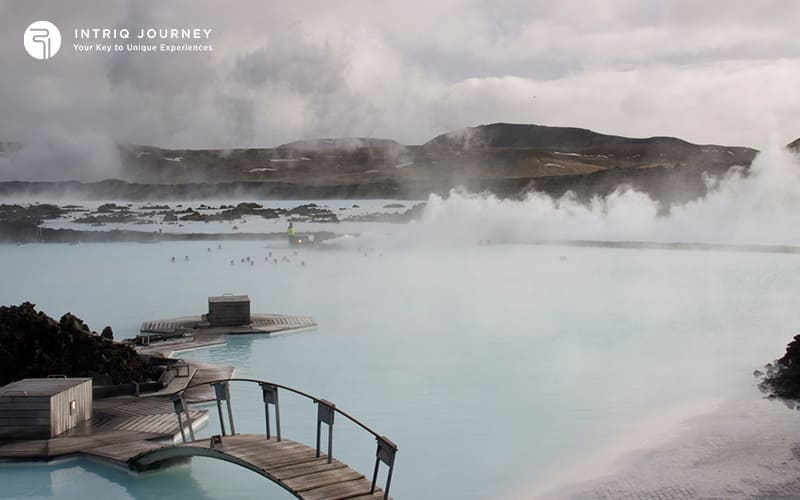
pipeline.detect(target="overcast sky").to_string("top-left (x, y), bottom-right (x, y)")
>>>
top-left (1, 0), bottom-right (798, 180)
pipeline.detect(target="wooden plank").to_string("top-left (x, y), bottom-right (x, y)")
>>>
top-left (0, 410), bottom-right (52, 418)
top-left (87, 441), bottom-right (164, 462)
top-left (186, 436), bottom-right (280, 455)
top-left (271, 458), bottom-right (347, 480)
top-left (87, 430), bottom-right (164, 446)
top-left (116, 413), bottom-right (183, 435)
top-left (300, 477), bottom-right (375, 500)
top-left (48, 438), bottom-right (99, 456)
top-left (261, 448), bottom-right (323, 467)
top-left (230, 440), bottom-right (310, 456)
top-left (95, 396), bottom-right (174, 417)
top-left (0, 417), bottom-right (52, 425)
top-left (285, 468), bottom-right (364, 491)
top-left (0, 401), bottom-right (51, 410)
top-left (183, 362), bottom-right (235, 403)
top-left (226, 439), bottom-right (304, 455)
top-left (218, 442), bottom-right (287, 457)
top-left (246, 447), bottom-right (319, 469)
top-left (255, 449), bottom-right (321, 469)
top-left (61, 414), bottom-right (120, 436)
top-left (0, 440), bottom-right (48, 456)
top-left (0, 426), bottom-right (49, 436)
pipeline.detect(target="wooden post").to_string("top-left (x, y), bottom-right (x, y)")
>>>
top-left (171, 394), bottom-right (194, 442)
top-left (316, 400), bottom-right (335, 463)
top-left (226, 395), bottom-right (236, 436)
top-left (260, 383), bottom-right (281, 441)
top-left (371, 436), bottom-right (397, 499)
top-left (212, 382), bottom-right (227, 435)
top-left (212, 382), bottom-right (236, 436)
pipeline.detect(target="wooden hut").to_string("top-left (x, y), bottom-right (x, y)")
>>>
top-left (0, 378), bottom-right (92, 439)
top-left (207, 295), bottom-right (251, 326)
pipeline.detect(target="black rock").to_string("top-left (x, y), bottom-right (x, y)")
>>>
top-left (101, 326), bottom-right (114, 340)
top-left (760, 334), bottom-right (800, 398)
top-left (0, 302), bottom-right (158, 386)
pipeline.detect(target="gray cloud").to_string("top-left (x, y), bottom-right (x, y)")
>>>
top-left (0, 0), bottom-right (799, 180)
top-left (233, 40), bottom-right (345, 94)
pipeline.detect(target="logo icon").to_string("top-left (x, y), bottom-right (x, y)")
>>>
top-left (24, 21), bottom-right (61, 60)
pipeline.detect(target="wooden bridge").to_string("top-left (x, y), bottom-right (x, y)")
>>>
top-left (134, 378), bottom-right (396, 499)
top-left (0, 376), bottom-right (397, 499)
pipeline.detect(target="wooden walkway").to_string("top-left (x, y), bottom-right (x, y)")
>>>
top-left (0, 396), bottom-right (206, 460)
top-left (140, 314), bottom-right (317, 336)
top-left (129, 435), bottom-right (390, 499)
top-left (182, 362), bottom-right (236, 403)
top-left (0, 363), bottom-right (219, 460)
top-left (136, 313), bottom-right (317, 359)
top-left (0, 374), bottom-right (397, 500)
top-left (0, 372), bottom-right (396, 499)
top-left (0, 432), bottom-right (391, 499)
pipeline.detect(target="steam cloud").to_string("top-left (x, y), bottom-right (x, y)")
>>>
top-left (2, 1), bottom-right (800, 181)
top-left (412, 144), bottom-right (800, 246)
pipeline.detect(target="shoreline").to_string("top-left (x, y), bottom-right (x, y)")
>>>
top-left (518, 396), bottom-right (800, 499)
top-left (6, 232), bottom-right (800, 258)
top-left (0, 226), bottom-right (339, 244)
top-left (502, 397), bottom-right (724, 500)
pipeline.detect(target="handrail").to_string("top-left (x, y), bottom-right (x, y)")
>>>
top-left (171, 377), bottom-right (393, 445)
top-left (169, 377), bottom-right (398, 498)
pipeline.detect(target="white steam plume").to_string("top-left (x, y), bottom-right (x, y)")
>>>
top-left (410, 143), bottom-right (800, 247)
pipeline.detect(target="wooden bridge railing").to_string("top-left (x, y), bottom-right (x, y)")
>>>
top-left (169, 378), bottom-right (398, 498)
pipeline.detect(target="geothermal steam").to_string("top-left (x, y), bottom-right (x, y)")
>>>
top-left (416, 144), bottom-right (800, 246)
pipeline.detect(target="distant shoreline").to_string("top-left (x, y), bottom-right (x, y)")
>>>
top-left (5, 226), bottom-right (800, 257)
top-left (0, 227), bottom-right (336, 244)
top-left (0, 200), bottom-right (423, 244)
top-left (524, 238), bottom-right (800, 255)
top-left (0, 179), bottom-right (432, 201)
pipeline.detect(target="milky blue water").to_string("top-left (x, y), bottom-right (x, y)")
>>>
top-left (1, 238), bottom-right (799, 499)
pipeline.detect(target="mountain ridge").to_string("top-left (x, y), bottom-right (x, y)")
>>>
top-left (0, 123), bottom-right (785, 203)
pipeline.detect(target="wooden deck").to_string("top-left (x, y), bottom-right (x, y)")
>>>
top-left (0, 430), bottom-right (163, 460)
top-left (130, 434), bottom-right (390, 499)
top-left (0, 362), bottom-right (220, 461)
top-left (140, 314), bottom-right (317, 336)
top-left (0, 364), bottom-right (397, 499)
top-left (137, 333), bottom-right (228, 358)
top-left (182, 362), bottom-right (236, 403)
top-left (137, 313), bottom-right (317, 359)
top-left (0, 399), bottom-right (207, 460)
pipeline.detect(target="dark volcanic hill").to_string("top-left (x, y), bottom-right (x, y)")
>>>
top-left (411, 123), bottom-right (760, 204)
top-left (427, 123), bottom-right (693, 150)
top-left (0, 302), bottom-right (158, 386)
top-left (0, 123), bottom-right (766, 203)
